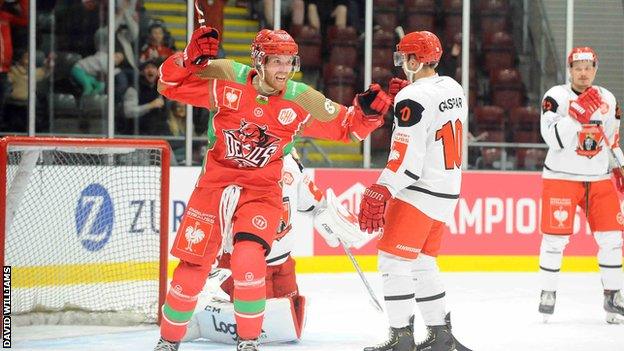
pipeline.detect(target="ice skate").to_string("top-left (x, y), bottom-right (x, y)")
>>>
top-left (604, 290), bottom-right (624, 324)
top-left (154, 337), bottom-right (180, 351)
top-left (445, 312), bottom-right (473, 351)
top-left (363, 315), bottom-right (415, 351)
top-left (237, 338), bottom-right (259, 350)
top-left (538, 290), bottom-right (556, 323)
top-left (414, 324), bottom-right (456, 351)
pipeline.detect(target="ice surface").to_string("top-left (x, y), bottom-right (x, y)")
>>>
top-left (13, 272), bottom-right (624, 351)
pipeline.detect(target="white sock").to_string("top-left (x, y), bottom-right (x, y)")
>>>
top-left (412, 254), bottom-right (446, 326)
top-left (539, 234), bottom-right (569, 292)
top-left (378, 251), bottom-right (415, 328)
top-left (595, 231), bottom-right (624, 290)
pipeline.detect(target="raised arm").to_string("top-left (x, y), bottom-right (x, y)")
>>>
top-left (298, 83), bottom-right (391, 141)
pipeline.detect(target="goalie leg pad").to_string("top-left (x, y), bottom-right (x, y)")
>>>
top-left (595, 231), bottom-right (624, 290)
top-left (269, 256), bottom-right (299, 299)
top-left (539, 234), bottom-right (570, 292)
top-left (183, 296), bottom-right (306, 344)
top-left (378, 251), bottom-right (416, 328)
top-left (412, 254), bottom-right (446, 326)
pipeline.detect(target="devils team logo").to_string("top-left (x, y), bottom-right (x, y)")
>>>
top-left (576, 124), bottom-right (603, 158)
top-left (223, 119), bottom-right (281, 168)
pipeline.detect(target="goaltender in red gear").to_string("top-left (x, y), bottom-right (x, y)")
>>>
top-left (154, 26), bottom-right (391, 351)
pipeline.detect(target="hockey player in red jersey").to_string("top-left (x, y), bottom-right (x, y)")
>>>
top-left (537, 46), bottom-right (624, 324)
top-left (358, 31), bottom-right (471, 351)
top-left (154, 26), bottom-right (391, 351)
top-left (182, 148), bottom-right (371, 345)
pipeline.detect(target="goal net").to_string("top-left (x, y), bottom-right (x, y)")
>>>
top-left (1, 137), bottom-right (170, 325)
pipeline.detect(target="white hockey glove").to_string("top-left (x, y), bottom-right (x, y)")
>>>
top-left (313, 188), bottom-right (370, 248)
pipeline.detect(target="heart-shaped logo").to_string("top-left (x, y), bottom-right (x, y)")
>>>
top-left (553, 208), bottom-right (568, 226)
top-left (226, 92), bottom-right (238, 103)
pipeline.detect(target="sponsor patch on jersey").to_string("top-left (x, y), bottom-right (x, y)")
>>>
top-left (278, 108), bottom-right (297, 125)
top-left (386, 140), bottom-right (408, 172)
top-left (223, 86), bottom-right (242, 110)
top-left (253, 107), bottom-right (264, 117)
top-left (600, 102), bottom-right (609, 114)
top-left (282, 171), bottom-right (294, 185)
top-left (252, 215), bottom-right (268, 230)
top-left (324, 98), bottom-right (337, 114)
top-left (576, 124), bottom-right (603, 158)
top-left (549, 198), bottom-right (572, 230)
top-left (395, 99), bottom-right (424, 127)
top-left (542, 96), bottom-right (558, 113)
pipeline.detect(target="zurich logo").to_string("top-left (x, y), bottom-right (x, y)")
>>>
top-left (75, 183), bottom-right (114, 251)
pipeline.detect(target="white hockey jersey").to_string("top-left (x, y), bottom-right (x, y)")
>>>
top-left (266, 154), bottom-right (323, 266)
top-left (377, 74), bottom-right (468, 222)
top-left (540, 84), bottom-right (623, 181)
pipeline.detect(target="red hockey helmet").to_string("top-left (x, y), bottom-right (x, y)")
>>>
top-left (567, 47), bottom-right (598, 67)
top-left (251, 29), bottom-right (300, 73)
top-left (394, 31), bottom-right (443, 67)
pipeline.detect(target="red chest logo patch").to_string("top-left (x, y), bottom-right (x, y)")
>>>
top-left (223, 86), bottom-right (242, 110)
top-left (576, 124), bottom-right (603, 159)
top-left (223, 119), bottom-right (281, 168)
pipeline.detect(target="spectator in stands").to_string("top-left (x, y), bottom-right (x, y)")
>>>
top-left (306, 0), bottom-right (348, 32)
top-left (0, 0), bottom-right (28, 128)
top-left (71, 48), bottom-right (125, 96)
top-left (122, 58), bottom-right (167, 135)
top-left (115, 0), bottom-right (140, 72)
top-left (4, 50), bottom-right (51, 132)
top-left (166, 101), bottom-right (194, 163)
top-left (55, 0), bottom-right (104, 58)
top-left (437, 34), bottom-right (461, 77)
top-left (140, 23), bottom-right (175, 63)
top-left (166, 101), bottom-right (192, 137)
top-left (262, 0), bottom-right (304, 34)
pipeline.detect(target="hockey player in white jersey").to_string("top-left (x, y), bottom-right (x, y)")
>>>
top-left (537, 46), bottom-right (624, 324)
top-left (358, 31), bottom-right (470, 351)
top-left (182, 149), bottom-right (369, 344)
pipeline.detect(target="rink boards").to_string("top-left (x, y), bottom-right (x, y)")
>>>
top-left (167, 167), bottom-right (623, 273)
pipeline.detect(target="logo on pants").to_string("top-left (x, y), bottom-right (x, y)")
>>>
top-left (550, 198), bottom-right (572, 229)
top-left (252, 215), bottom-right (267, 230)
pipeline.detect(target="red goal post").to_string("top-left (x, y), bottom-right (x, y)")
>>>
top-left (0, 136), bottom-right (170, 325)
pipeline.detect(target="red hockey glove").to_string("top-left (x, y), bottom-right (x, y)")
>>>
top-left (358, 184), bottom-right (392, 234)
top-left (613, 167), bottom-right (624, 193)
top-left (569, 87), bottom-right (602, 124)
top-left (354, 83), bottom-right (392, 119)
top-left (388, 77), bottom-right (409, 101)
top-left (348, 109), bottom-right (384, 141)
top-left (183, 26), bottom-right (220, 72)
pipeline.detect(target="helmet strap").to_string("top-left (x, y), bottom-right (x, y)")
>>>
top-left (403, 62), bottom-right (424, 83)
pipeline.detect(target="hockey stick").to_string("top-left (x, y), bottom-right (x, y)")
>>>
top-left (195, 0), bottom-right (206, 27)
top-left (338, 239), bottom-right (384, 313)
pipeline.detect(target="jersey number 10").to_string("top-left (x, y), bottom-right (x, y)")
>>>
top-left (435, 119), bottom-right (463, 170)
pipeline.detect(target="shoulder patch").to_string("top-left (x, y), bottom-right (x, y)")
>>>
top-left (231, 61), bottom-right (251, 84)
top-left (283, 80), bottom-right (309, 100)
top-left (542, 96), bottom-right (559, 113)
top-left (394, 99), bottom-right (424, 127)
